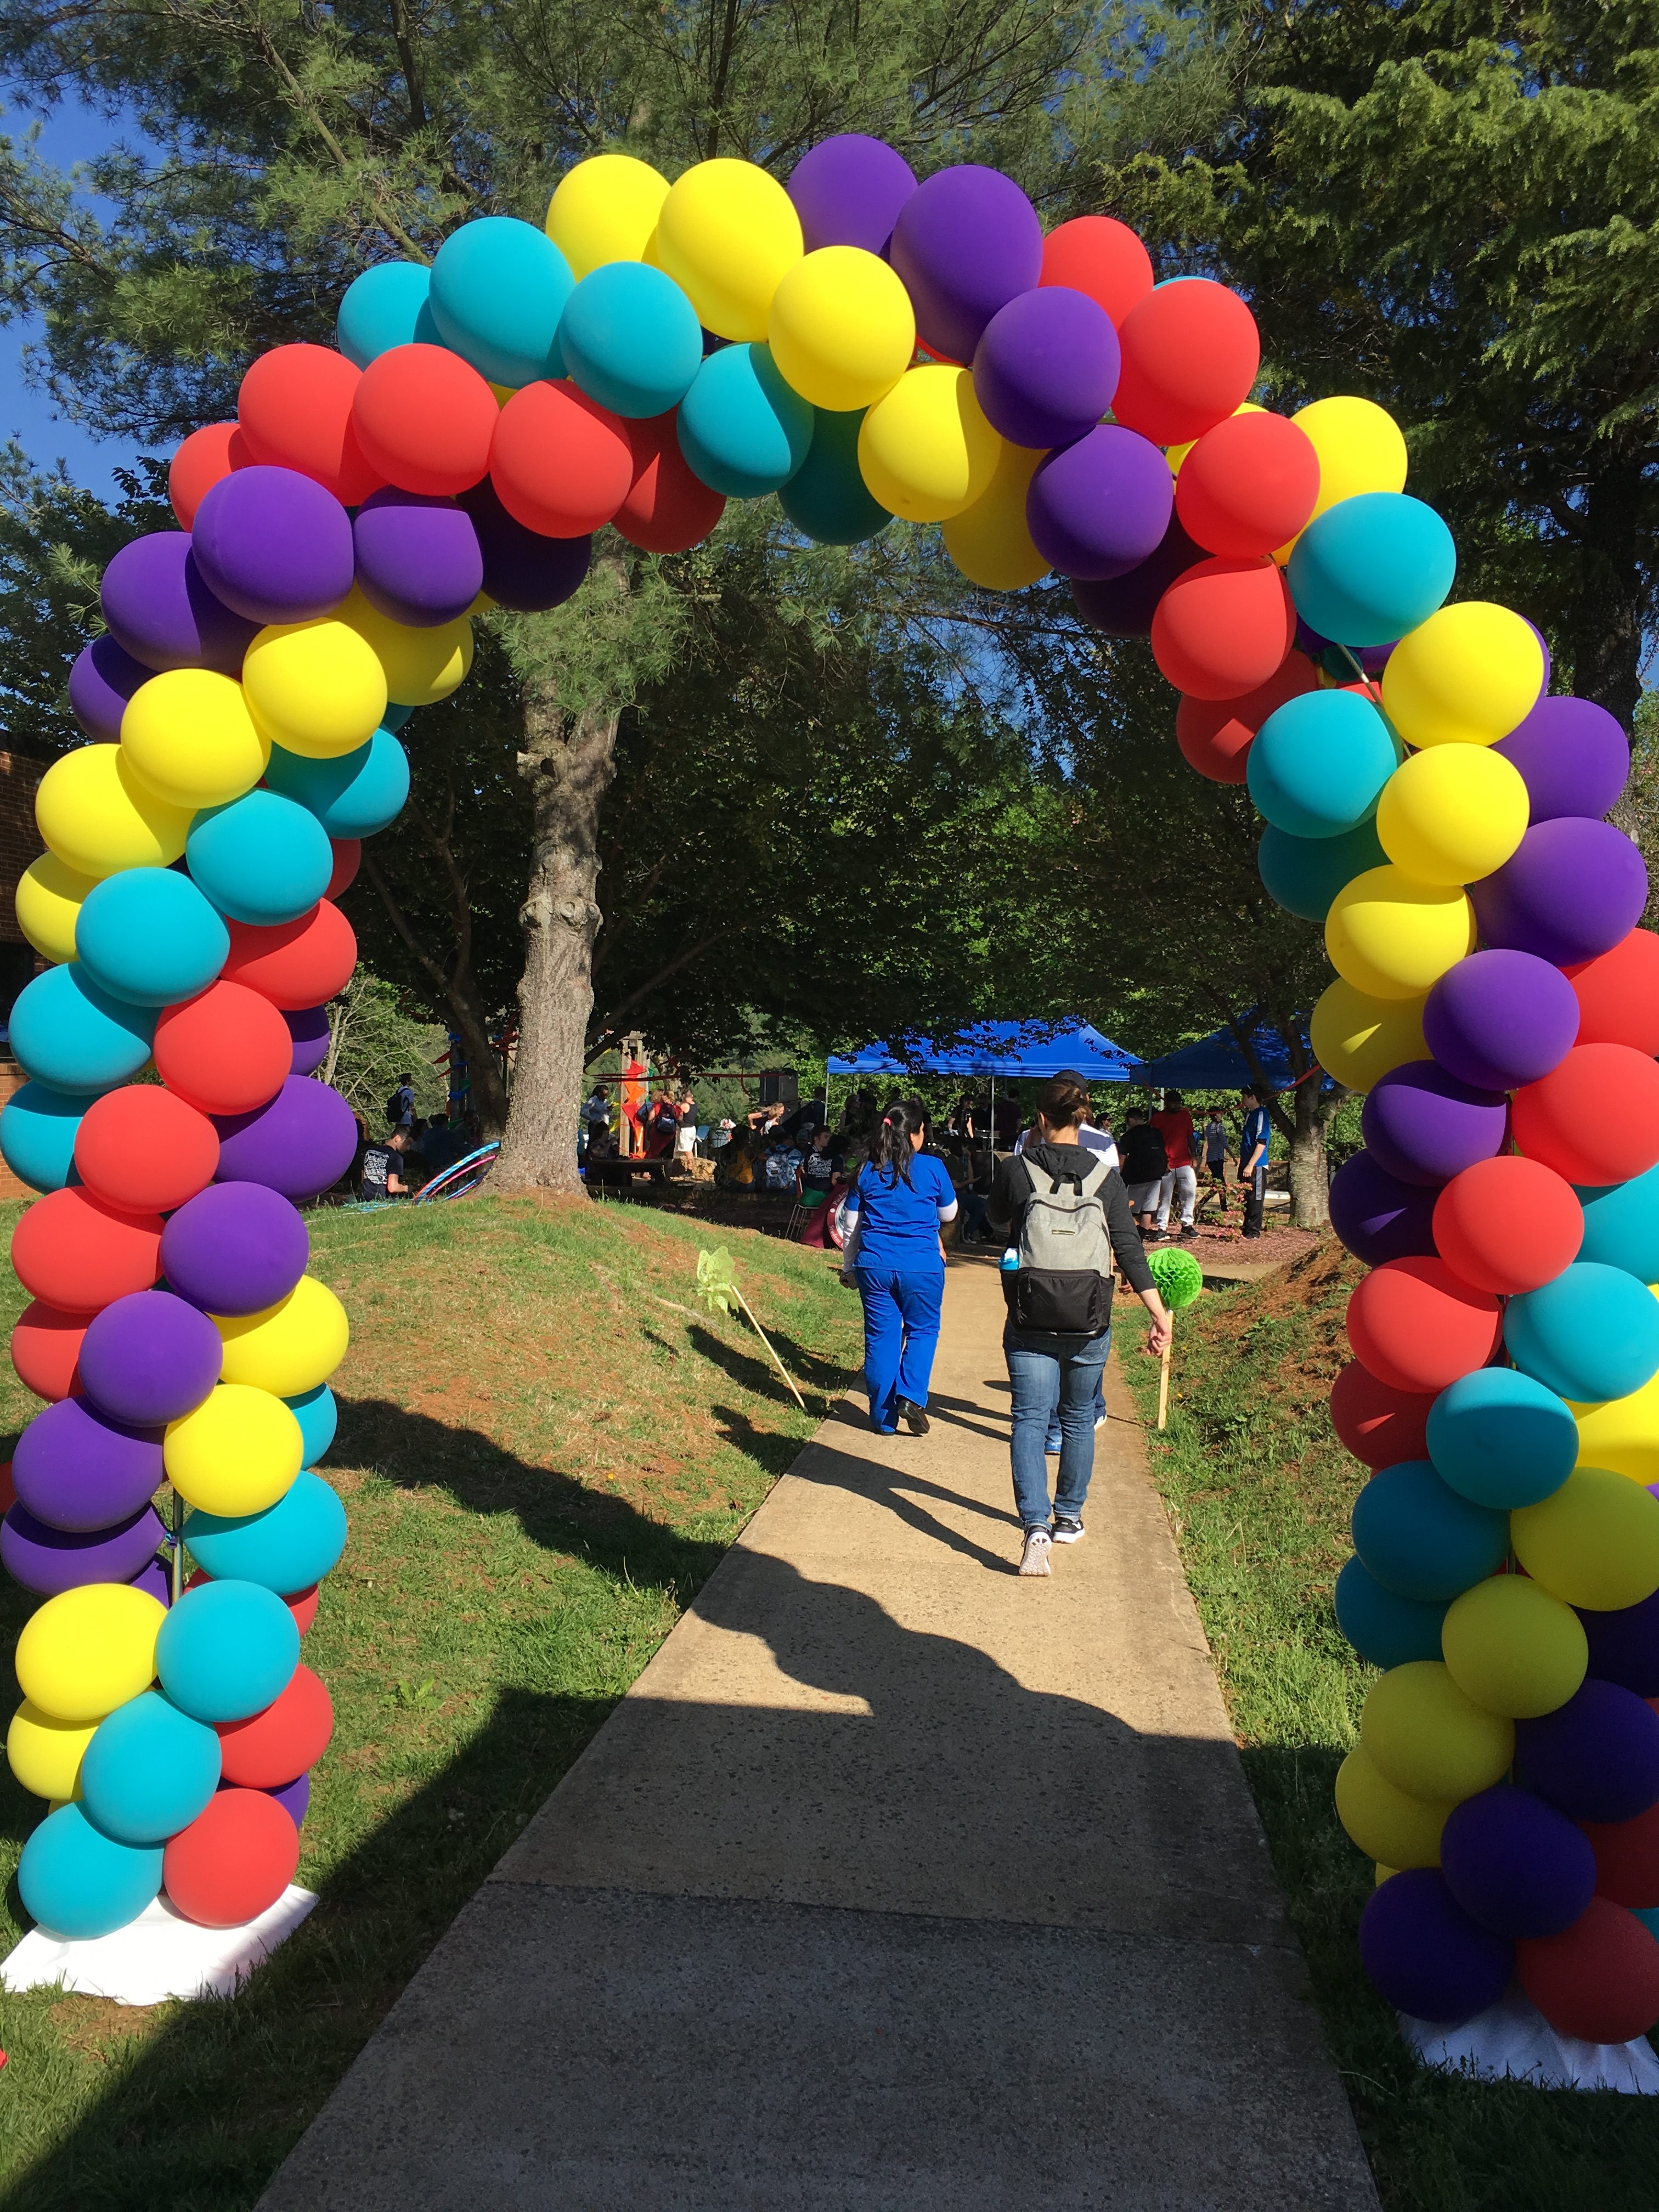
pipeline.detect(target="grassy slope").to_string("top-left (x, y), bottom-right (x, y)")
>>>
top-left (0, 1195), bottom-right (860, 2211)
top-left (1119, 1245), bottom-right (1659, 2212)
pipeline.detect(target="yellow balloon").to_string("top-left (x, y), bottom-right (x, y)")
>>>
top-left (1274, 396), bottom-right (1409, 563)
top-left (1360, 1660), bottom-right (1514, 1802)
top-left (244, 616), bottom-right (387, 758)
top-left (1440, 1574), bottom-right (1588, 1719)
top-left (216, 1275), bottom-right (349, 1397)
top-left (165, 1381), bottom-right (304, 1516)
top-left (1381, 602), bottom-right (1545, 749)
top-left (339, 585), bottom-right (473, 708)
top-left (654, 159), bottom-right (803, 342)
top-left (1572, 1368), bottom-right (1659, 1486)
top-left (7, 1699), bottom-right (97, 1800)
top-left (35, 744), bottom-right (191, 881)
top-left (15, 1584), bottom-right (165, 1724)
top-left (941, 439), bottom-right (1048, 591)
top-left (1310, 978), bottom-right (1427, 1091)
top-left (768, 246), bottom-right (916, 413)
top-left (1374, 743), bottom-right (1530, 887)
top-left (1325, 865), bottom-right (1475, 1001)
top-left (1168, 401), bottom-right (1263, 478)
top-left (546, 153), bottom-right (672, 281)
top-left (1375, 1863), bottom-right (1398, 1886)
top-left (1511, 1465), bottom-right (1659, 1612)
top-left (1334, 1746), bottom-right (1449, 1869)
top-left (859, 366), bottom-right (1002, 524)
top-left (120, 667), bottom-right (270, 811)
top-left (15, 852), bottom-right (95, 964)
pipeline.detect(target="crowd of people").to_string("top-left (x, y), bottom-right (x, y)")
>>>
top-left (354, 1072), bottom-right (485, 1201)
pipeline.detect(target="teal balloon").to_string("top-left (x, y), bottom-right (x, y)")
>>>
top-left (1426, 1367), bottom-right (1579, 1509)
top-left (9, 963), bottom-right (156, 1092)
top-left (1505, 1261), bottom-right (1659, 1405)
top-left (1287, 492), bottom-right (1456, 648)
top-left (1335, 1555), bottom-right (1449, 1670)
top-left (1577, 1167), bottom-right (1659, 1284)
top-left (286, 1384), bottom-right (338, 1469)
top-left (0, 1079), bottom-right (98, 1194)
top-left (187, 789), bottom-right (332, 926)
top-left (74, 866), bottom-right (230, 1007)
top-left (337, 262), bottom-right (441, 368)
top-left (559, 263), bottom-right (702, 421)
top-left (1246, 689), bottom-right (1400, 839)
top-left (779, 408), bottom-right (893, 545)
top-left (676, 344), bottom-right (813, 499)
top-left (1258, 816), bottom-right (1386, 921)
top-left (427, 216), bottom-right (572, 388)
top-left (185, 1469), bottom-right (347, 1594)
top-left (264, 728), bottom-right (410, 839)
top-left (80, 1689), bottom-right (222, 1845)
top-left (156, 1578), bottom-right (300, 1724)
top-left (18, 1802), bottom-right (162, 1939)
top-left (1351, 1459), bottom-right (1509, 1602)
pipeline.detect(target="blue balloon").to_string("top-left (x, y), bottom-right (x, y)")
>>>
top-left (18, 1802), bottom-right (163, 1939)
top-left (1246, 689), bottom-right (1401, 839)
top-left (0, 1079), bottom-right (98, 1194)
top-left (779, 407), bottom-right (893, 545)
top-left (1505, 1261), bottom-right (1659, 1405)
top-left (337, 261), bottom-right (441, 368)
top-left (1577, 1167), bottom-right (1659, 1284)
top-left (155, 1578), bottom-right (300, 1723)
top-left (1335, 1555), bottom-right (1449, 1669)
top-left (1426, 1367), bottom-right (1579, 1509)
top-left (1288, 492), bottom-right (1457, 648)
top-left (427, 216), bottom-right (572, 388)
top-left (1258, 816), bottom-right (1386, 921)
top-left (676, 343), bottom-right (814, 499)
top-left (559, 262), bottom-right (703, 421)
top-left (286, 1384), bottom-right (339, 1469)
top-left (264, 728), bottom-right (410, 839)
top-left (74, 866), bottom-right (230, 1007)
top-left (1351, 1460), bottom-right (1509, 1602)
top-left (184, 1469), bottom-right (347, 1594)
top-left (80, 1689), bottom-right (222, 1844)
top-left (9, 963), bottom-right (156, 1092)
top-left (186, 789), bottom-right (333, 926)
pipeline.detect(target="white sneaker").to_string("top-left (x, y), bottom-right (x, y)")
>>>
top-left (1094, 1413), bottom-right (1107, 1431)
top-left (1052, 1516), bottom-right (1085, 1544)
top-left (1019, 1527), bottom-right (1052, 1577)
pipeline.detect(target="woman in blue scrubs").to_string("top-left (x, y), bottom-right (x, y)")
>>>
top-left (841, 1098), bottom-right (957, 1435)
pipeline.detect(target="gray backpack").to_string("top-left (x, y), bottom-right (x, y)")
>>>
top-left (1007, 1153), bottom-right (1116, 1334)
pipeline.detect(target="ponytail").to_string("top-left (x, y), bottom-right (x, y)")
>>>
top-left (872, 1095), bottom-right (928, 1186)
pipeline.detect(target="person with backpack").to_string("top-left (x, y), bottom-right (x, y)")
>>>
top-left (1118, 1106), bottom-right (1169, 1239)
top-left (1239, 1086), bottom-right (1273, 1239)
top-left (988, 1074), bottom-right (1171, 1577)
top-left (387, 1074), bottom-right (416, 1128)
top-left (839, 1097), bottom-right (958, 1436)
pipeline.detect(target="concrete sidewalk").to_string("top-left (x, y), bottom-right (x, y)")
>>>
top-left (259, 1261), bottom-right (1377, 2212)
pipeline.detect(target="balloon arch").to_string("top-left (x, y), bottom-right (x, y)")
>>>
top-left (6, 135), bottom-right (1659, 2049)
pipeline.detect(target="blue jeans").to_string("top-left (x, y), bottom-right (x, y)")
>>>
top-left (1007, 1327), bottom-right (1111, 1528)
top-left (854, 1263), bottom-right (945, 1432)
top-left (1045, 1361), bottom-right (1106, 1454)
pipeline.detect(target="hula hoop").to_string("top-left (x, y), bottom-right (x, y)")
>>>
top-left (412, 1141), bottom-right (500, 1203)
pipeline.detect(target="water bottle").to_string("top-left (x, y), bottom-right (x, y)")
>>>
top-left (1000, 1246), bottom-right (1019, 1272)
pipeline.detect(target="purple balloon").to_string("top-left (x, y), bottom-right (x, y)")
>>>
top-left (191, 465), bottom-right (356, 625)
top-left (12, 1397), bottom-right (166, 1534)
top-left (78, 1290), bottom-right (224, 1427)
top-left (100, 532), bottom-right (259, 676)
top-left (267, 1771), bottom-right (311, 1827)
top-left (353, 489), bottom-right (483, 628)
top-left (1471, 818), bottom-right (1647, 968)
top-left (1526, 617), bottom-right (1553, 694)
top-left (1, 1500), bottom-right (165, 1596)
top-left (1515, 1679), bottom-right (1659, 1824)
top-left (457, 481), bottom-right (591, 613)
top-left (285, 1005), bottom-right (331, 1076)
top-left (1440, 1783), bottom-right (1597, 1938)
top-left (161, 1180), bottom-right (309, 1316)
top-left (972, 287), bottom-right (1120, 450)
top-left (1071, 514), bottom-right (1203, 637)
top-left (1027, 425), bottom-right (1173, 582)
top-left (888, 165), bottom-right (1043, 365)
top-left (1361, 1060), bottom-right (1509, 1188)
top-left (1329, 1152), bottom-right (1438, 1266)
top-left (213, 1075), bottom-right (358, 1201)
top-left (130, 1553), bottom-right (173, 1605)
top-left (69, 633), bottom-right (151, 741)
top-left (1578, 1590), bottom-right (1659, 1698)
top-left (1354, 641), bottom-right (1396, 676)
top-left (1423, 948), bottom-right (1582, 1094)
top-left (1359, 1868), bottom-right (1513, 2027)
top-left (787, 134), bottom-right (917, 256)
top-left (1493, 695), bottom-right (1630, 825)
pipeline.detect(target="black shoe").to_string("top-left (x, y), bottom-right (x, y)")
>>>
top-left (896, 1398), bottom-right (931, 1435)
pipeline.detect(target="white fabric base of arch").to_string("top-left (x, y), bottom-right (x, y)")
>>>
top-left (1402, 1985), bottom-right (1659, 2092)
top-left (0, 1884), bottom-right (315, 2006)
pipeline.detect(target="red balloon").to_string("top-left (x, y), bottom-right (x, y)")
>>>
top-left (163, 1787), bottom-right (301, 1928)
top-left (1175, 651), bottom-right (1319, 785)
top-left (74, 1085), bottom-right (220, 1216)
top-left (1150, 555), bottom-right (1295, 702)
top-left (238, 343), bottom-right (381, 505)
top-left (1038, 215), bottom-right (1154, 329)
top-left (217, 1663), bottom-right (334, 1788)
top-left (169, 421), bottom-right (250, 530)
top-left (1582, 1802), bottom-right (1659, 1909)
top-left (352, 343), bottom-right (499, 499)
top-left (1111, 279), bottom-right (1261, 447)
top-left (12, 1300), bottom-right (87, 1402)
top-left (1329, 1359), bottom-right (1434, 1469)
top-left (1566, 929), bottom-right (1659, 1056)
top-left (1517, 1897), bottom-right (1659, 2044)
top-left (614, 413), bottom-right (726, 555)
top-left (221, 901), bottom-right (356, 1011)
top-left (1175, 410), bottom-right (1320, 560)
top-left (1346, 1256), bottom-right (1502, 1396)
top-left (1432, 1155), bottom-right (1584, 1296)
top-left (287, 1583), bottom-right (320, 1635)
top-left (1512, 1043), bottom-right (1659, 1187)
top-left (12, 1189), bottom-right (163, 1316)
top-left (490, 379), bottom-right (632, 538)
top-left (326, 839), bottom-right (361, 900)
top-left (154, 980), bottom-right (293, 1118)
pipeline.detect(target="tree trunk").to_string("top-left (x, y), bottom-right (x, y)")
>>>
top-left (358, 851), bottom-right (511, 1137)
top-left (1566, 461), bottom-right (1645, 729)
top-left (1287, 1080), bottom-right (1334, 1231)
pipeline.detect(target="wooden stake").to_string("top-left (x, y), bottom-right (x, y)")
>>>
top-left (1156, 1313), bottom-right (1173, 1431)
top-left (733, 1289), bottom-right (809, 1413)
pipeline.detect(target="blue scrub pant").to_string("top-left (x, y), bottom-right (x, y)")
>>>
top-left (854, 1262), bottom-right (945, 1434)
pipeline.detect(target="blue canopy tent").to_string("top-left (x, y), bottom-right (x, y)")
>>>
top-left (826, 1020), bottom-right (1139, 1135)
top-left (1136, 1013), bottom-right (1323, 1094)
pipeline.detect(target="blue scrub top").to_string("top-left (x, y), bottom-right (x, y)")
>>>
top-left (845, 1153), bottom-right (956, 1268)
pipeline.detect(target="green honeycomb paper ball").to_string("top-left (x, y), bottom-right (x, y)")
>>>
top-left (1148, 1245), bottom-right (1204, 1310)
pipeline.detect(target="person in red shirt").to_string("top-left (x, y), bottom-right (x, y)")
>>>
top-left (1150, 1088), bottom-right (1198, 1239)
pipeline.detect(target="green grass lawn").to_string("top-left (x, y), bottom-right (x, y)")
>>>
top-left (1118, 1243), bottom-right (1659, 2212)
top-left (0, 1193), bottom-right (860, 2211)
